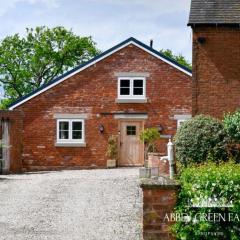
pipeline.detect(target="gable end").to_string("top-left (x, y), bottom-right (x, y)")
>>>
top-left (9, 37), bottom-right (192, 110)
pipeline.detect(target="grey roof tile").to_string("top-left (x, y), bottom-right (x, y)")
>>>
top-left (188, 0), bottom-right (240, 25)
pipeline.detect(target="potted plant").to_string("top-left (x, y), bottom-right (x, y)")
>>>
top-left (106, 135), bottom-right (118, 168)
top-left (140, 127), bottom-right (160, 165)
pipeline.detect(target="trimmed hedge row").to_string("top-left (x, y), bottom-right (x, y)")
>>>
top-left (173, 162), bottom-right (240, 240)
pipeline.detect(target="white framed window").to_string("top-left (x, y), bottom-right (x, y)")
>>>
top-left (177, 119), bottom-right (187, 129)
top-left (174, 115), bottom-right (192, 129)
top-left (118, 77), bottom-right (146, 99)
top-left (56, 119), bottom-right (85, 144)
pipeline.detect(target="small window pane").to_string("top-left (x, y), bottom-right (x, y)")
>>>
top-left (120, 79), bottom-right (130, 96)
top-left (120, 88), bottom-right (130, 95)
top-left (133, 88), bottom-right (143, 95)
top-left (59, 121), bottom-right (69, 139)
top-left (120, 79), bottom-right (130, 87)
top-left (134, 80), bottom-right (143, 88)
top-left (133, 79), bottom-right (144, 96)
top-left (72, 131), bottom-right (82, 139)
top-left (73, 121), bottom-right (82, 131)
top-left (59, 130), bottom-right (69, 139)
top-left (59, 121), bottom-right (69, 130)
top-left (127, 126), bottom-right (136, 135)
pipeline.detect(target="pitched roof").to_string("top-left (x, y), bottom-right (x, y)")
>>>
top-left (188, 0), bottom-right (240, 25)
top-left (8, 37), bottom-right (192, 110)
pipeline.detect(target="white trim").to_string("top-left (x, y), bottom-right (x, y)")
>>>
top-left (174, 114), bottom-right (192, 120)
top-left (135, 43), bottom-right (192, 76)
top-left (117, 77), bottom-right (146, 100)
top-left (114, 114), bottom-right (148, 119)
top-left (114, 72), bottom-right (150, 77)
top-left (177, 119), bottom-right (188, 129)
top-left (56, 119), bottom-right (85, 144)
top-left (174, 115), bottom-right (192, 129)
top-left (54, 113), bottom-right (88, 119)
top-left (9, 40), bottom-right (192, 110)
top-left (55, 142), bottom-right (86, 147)
top-left (115, 99), bottom-right (148, 103)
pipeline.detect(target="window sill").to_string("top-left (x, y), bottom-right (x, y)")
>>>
top-left (115, 98), bottom-right (148, 103)
top-left (55, 142), bottom-right (86, 147)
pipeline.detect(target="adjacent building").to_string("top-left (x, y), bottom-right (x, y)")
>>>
top-left (188, 0), bottom-right (240, 118)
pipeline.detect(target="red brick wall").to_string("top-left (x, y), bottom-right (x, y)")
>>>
top-left (0, 110), bottom-right (23, 173)
top-left (141, 181), bottom-right (179, 240)
top-left (192, 26), bottom-right (240, 118)
top-left (15, 44), bottom-right (192, 170)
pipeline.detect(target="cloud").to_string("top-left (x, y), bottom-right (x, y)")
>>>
top-left (0, 0), bottom-right (59, 16)
top-left (0, 0), bottom-right (192, 61)
top-left (88, 0), bottom-right (191, 13)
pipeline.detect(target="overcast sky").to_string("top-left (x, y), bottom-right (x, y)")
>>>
top-left (0, 0), bottom-right (192, 61)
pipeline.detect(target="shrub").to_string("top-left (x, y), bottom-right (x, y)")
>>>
top-left (174, 115), bottom-right (228, 166)
top-left (224, 110), bottom-right (240, 142)
top-left (172, 162), bottom-right (240, 240)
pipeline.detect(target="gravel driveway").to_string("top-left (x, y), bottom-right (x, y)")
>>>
top-left (0, 168), bottom-right (142, 240)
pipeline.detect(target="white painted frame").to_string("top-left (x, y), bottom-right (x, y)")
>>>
top-left (56, 119), bottom-right (85, 144)
top-left (174, 114), bottom-right (192, 129)
top-left (118, 77), bottom-right (146, 100)
top-left (177, 119), bottom-right (188, 129)
top-left (114, 114), bottom-right (148, 119)
top-left (9, 39), bottom-right (192, 110)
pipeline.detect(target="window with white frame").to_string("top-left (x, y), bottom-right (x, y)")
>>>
top-left (177, 119), bottom-right (187, 129)
top-left (174, 115), bottom-right (192, 129)
top-left (57, 119), bottom-right (85, 143)
top-left (118, 77), bottom-right (146, 99)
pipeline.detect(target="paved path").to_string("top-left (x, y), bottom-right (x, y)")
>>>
top-left (0, 168), bottom-right (142, 240)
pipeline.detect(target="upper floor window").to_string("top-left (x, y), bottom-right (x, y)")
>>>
top-left (118, 77), bottom-right (146, 99)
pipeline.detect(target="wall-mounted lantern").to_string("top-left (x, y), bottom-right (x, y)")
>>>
top-left (197, 36), bottom-right (206, 44)
top-left (99, 124), bottom-right (104, 133)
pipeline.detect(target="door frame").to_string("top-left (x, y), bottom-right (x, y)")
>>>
top-left (117, 119), bottom-right (145, 167)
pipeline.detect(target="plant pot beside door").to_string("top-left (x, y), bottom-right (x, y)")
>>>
top-left (106, 135), bottom-right (118, 168)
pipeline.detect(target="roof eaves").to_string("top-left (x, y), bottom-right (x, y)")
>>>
top-left (8, 37), bottom-right (192, 110)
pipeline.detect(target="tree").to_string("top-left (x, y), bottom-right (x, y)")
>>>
top-left (160, 49), bottom-right (192, 69)
top-left (0, 26), bottom-right (100, 108)
top-left (139, 128), bottom-right (160, 163)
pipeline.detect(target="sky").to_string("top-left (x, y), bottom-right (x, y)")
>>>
top-left (0, 0), bottom-right (192, 61)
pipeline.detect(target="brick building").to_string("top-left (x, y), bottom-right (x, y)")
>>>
top-left (7, 37), bottom-right (192, 171)
top-left (188, 0), bottom-right (240, 118)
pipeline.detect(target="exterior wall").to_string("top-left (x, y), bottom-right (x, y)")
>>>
top-left (192, 26), bottom-right (240, 118)
top-left (0, 110), bottom-right (23, 173)
top-left (15, 44), bottom-right (192, 170)
top-left (141, 180), bottom-right (179, 240)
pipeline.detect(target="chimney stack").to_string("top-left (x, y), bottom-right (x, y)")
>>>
top-left (150, 39), bottom-right (153, 48)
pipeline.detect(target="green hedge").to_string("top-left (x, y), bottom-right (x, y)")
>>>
top-left (173, 162), bottom-right (240, 240)
top-left (223, 110), bottom-right (240, 162)
top-left (174, 115), bottom-right (228, 166)
top-left (224, 110), bottom-right (240, 143)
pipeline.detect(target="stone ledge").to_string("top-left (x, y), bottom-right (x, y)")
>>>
top-left (140, 176), bottom-right (180, 189)
top-left (115, 98), bottom-right (148, 103)
top-left (55, 142), bottom-right (86, 147)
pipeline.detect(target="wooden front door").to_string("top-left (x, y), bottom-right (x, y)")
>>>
top-left (119, 121), bottom-right (144, 166)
